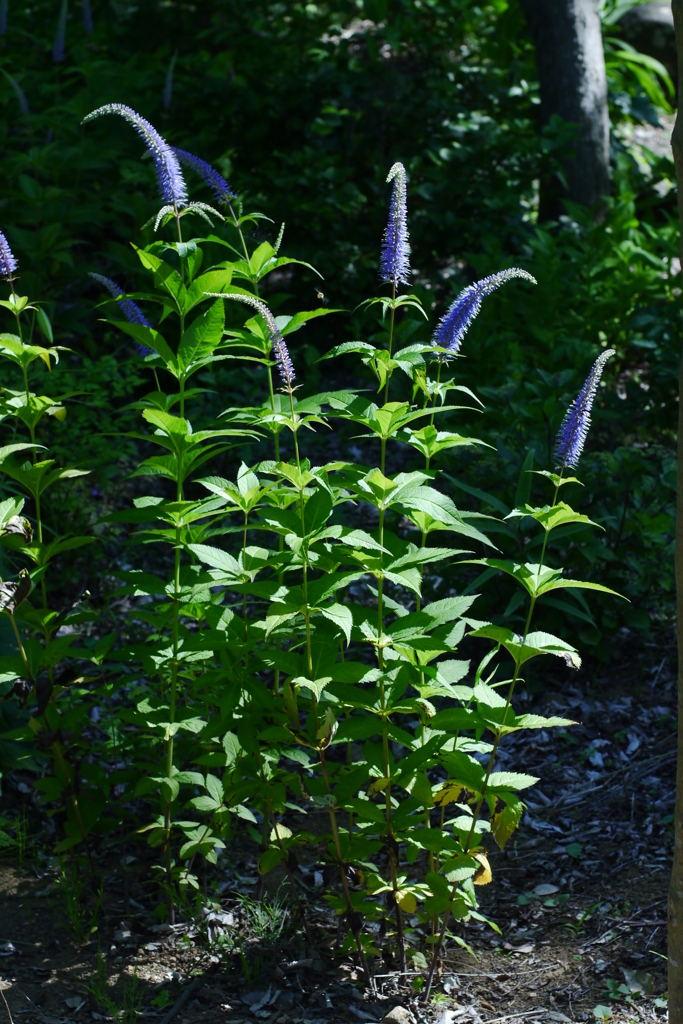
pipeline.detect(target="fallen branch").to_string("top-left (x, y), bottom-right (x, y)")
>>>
top-left (158, 974), bottom-right (203, 1024)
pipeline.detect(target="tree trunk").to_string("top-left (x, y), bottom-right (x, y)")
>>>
top-left (520, 0), bottom-right (611, 219)
top-left (669, 10), bottom-right (683, 1023)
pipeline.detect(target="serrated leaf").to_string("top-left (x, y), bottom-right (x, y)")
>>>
top-left (487, 771), bottom-right (538, 791)
top-left (491, 794), bottom-right (524, 849)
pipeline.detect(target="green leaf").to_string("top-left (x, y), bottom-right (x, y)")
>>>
top-left (536, 578), bottom-right (626, 600)
top-left (111, 322), bottom-right (177, 370)
top-left (470, 624), bottom-right (581, 668)
top-left (205, 774), bottom-right (223, 804)
top-left (178, 299), bottom-right (225, 373)
top-left (292, 675), bottom-right (332, 699)
top-left (304, 486), bottom-right (334, 535)
top-left (319, 603), bottom-right (353, 644)
top-left (35, 306), bottom-right (54, 343)
top-left (487, 771), bottom-right (538, 792)
top-left (186, 268), bottom-right (233, 311)
top-left (320, 340), bottom-right (377, 361)
top-left (280, 308), bottom-right (342, 336)
top-left (506, 501), bottom-right (599, 533)
top-left (463, 558), bottom-right (561, 598)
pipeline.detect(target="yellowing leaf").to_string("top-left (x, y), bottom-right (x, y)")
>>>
top-left (473, 851), bottom-right (492, 885)
top-left (396, 890), bottom-right (417, 913)
top-left (491, 795), bottom-right (524, 849)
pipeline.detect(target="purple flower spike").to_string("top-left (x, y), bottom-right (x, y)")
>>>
top-left (173, 148), bottom-right (237, 204)
top-left (90, 273), bottom-right (154, 355)
top-left (554, 349), bottom-right (616, 471)
top-left (82, 104), bottom-right (187, 208)
top-left (219, 293), bottom-right (295, 388)
top-left (53, 0), bottom-right (67, 62)
top-left (380, 161), bottom-right (410, 289)
top-left (433, 268), bottom-right (536, 356)
top-left (82, 0), bottom-right (93, 34)
top-left (0, 230), bottom-right (18, 280)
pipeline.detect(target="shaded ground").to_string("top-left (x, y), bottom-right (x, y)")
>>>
top-left (0, 640), bottom-right (676, 1024)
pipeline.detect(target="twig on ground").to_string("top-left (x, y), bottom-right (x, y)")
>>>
top-left (158, 974), bottom-right (203, 1024)
top-left (482, 1009), bottom-right (547, 1024)
top-left (0, 984), bottom-right (14, 1024)
top-left (13, 987), bottom-right (49, 1023)
top-left (604, 919), bottom-right (667, 927)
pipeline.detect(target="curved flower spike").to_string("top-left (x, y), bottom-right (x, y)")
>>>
top-left (554, 349), bottom-right (616, 471)
top-left (90, 273), bottom-right (153, 355)
top-left (173, 148), bottom-right (237, 204)
top-left (53, 0), bottom-right (67, 62)
top-left (0, 230), bottom-right (18, 280)
top-left (82, 103), bottom-right (187, 208)
top-left (380, 161), bottom-right (410, 289)
top-left (211, 292), bottom-right (295, 389)
top-left (432, 268), bottom-right (536, 357)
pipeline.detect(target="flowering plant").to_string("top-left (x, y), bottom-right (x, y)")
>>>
top-left (0, 106), bottom-right (622, 990)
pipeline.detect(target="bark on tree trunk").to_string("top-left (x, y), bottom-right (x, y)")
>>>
top-left (520, 0), bottom-right (611, 219)
top-left (669, 9), bottom-right (683, 1021)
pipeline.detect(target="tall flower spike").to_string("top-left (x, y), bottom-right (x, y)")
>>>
top-left (0, 230), bottom-right (18, 280)
top-left (2, 71), bottom-right (30, 116)
top-left (173, 148), bottom-right (237, 203)
top-left (213, 293), bottom-right (295, 389)
top-left (554, 349), bottom-right (616, 471)
top-left (380, 161), bottom-right (410, 288)
top-left (82, 104), bottom-right (187, 208)
top-left (433, 268), bottom-right (536, 356)
top-left (82, 0), bottom-right (93, 34)
top-left (90, 273), bottom-right (154, 355)
top-left (163, 52), bottom-right (177, 111)
top-left (53, 0), bottom-right (67, 62)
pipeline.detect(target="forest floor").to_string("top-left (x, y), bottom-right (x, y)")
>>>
top-left (0, 634), bottom-right (676, 1024)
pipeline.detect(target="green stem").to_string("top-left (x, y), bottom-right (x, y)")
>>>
top-left (162, 464), bottom-right (184, 925)
top-left (178, 312), bottom-right (186, 418)
top-left (375, 496), bottom-right (406, 972)
top-left (227, 200), bottom-right (259, 297)
top-left (256, 750), bottom-right (310, 943)
top-left (424, 478), bottom-right (562, 999)
top-left (383, 285), bottom-right (396, 406)
top-left (267, 364), bottom-right (280, 463)
top-left (429, 360), bottom-right (443, 428)
top-left (10, 613), bottom-right (29, 675)
top-left (319, 747), bottom-right (372, 987)
top-left (242, 512), bottom-right (249, 642)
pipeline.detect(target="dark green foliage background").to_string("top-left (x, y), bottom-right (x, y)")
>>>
top-left (0, 0), bottom-right (676, 658)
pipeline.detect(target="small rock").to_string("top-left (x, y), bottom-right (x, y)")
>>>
top-left (114, 929), bottom-right (131, 942)
top-left (383, 1008), bottom-right (412, 1024)
top-left (0, 942), bottom-right (16, 956)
